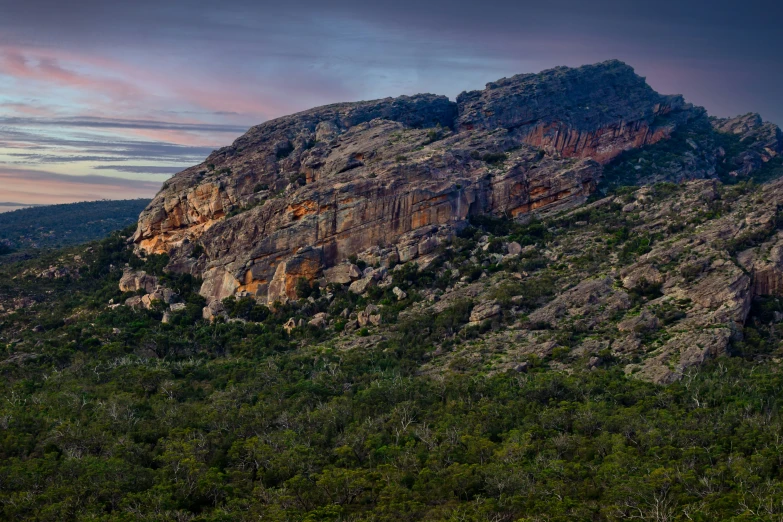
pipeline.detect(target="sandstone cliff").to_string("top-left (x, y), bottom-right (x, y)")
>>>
top-left (131, 60), bottom-right (774, 308)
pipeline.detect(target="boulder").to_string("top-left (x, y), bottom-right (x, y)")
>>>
top-left (393, 286), bottom-right (408, 300)
top-left (125, 295), bottom-right (144, 309)
top-left (119, 269), bottom-right (159, 293)
top-left (469, 300), bottom-right (502, 325)
top-left (349, 276), bottom-right (376, 294)
top-left (507, 242), bottom-right (523, 255)
top-left (324, 263), bottom-right (362, 284)
top-left (283, 317), bottom-right (297, 334)
top-left (417, 236), bottom-right (439, 256)
top-left (202, 301), bottom-right (226, 322)
top-left (308, 312), bottom-right (328, 328)
top-left (587, 356), bottom-right (601, 369)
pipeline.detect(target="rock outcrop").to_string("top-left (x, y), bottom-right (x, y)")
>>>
top-left (601, 110), bottom-right (783, 189)
top-left (456, 60), bottom-right (694, 164)
top-left (711, 113), bottom-right (783, 177)
top-left (119, 269), bottom-right (159, 294)
top-left (131, 60), bottom-right (708, 305)
top-left (739, 232), bottom-right (783, 298)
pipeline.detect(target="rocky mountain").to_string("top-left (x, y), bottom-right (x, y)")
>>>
top-left (126, 59), bottom-right (783, 382)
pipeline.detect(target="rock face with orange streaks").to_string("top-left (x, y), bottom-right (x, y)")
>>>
top-left (130, 60), bottom-right (700, 305)
top-left (174, 119), bottom-right (601, 304)
top-left (456, 60), bottom-right (694, 164)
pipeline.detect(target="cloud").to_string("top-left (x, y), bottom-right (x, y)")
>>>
top-left (0, 127), bottom-right (216, 164)
top-left (0, 166), bottom-right (161, 204)
top-left (92, 165), bottom-right (182, 175)
top-left (0, 167), bottom-right (161, 188)
top-left (0, 116), bottom-right (250, 133)
top-left (0, 49), bottom-right (144, 102)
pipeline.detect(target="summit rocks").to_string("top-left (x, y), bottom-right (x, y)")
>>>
top-left (456, 60), bottom-right (693, 164)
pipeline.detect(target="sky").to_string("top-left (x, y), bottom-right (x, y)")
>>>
top-left (0, 0), bottom-right (780, 206)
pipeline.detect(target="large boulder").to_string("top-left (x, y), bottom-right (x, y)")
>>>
top-left (324, 263), bottom-right (362, 284)
top-left (469, 300), bottom-right (502, 325)
top-left (202, 301), bottom-right (226, 322)
top-left (349, 276), bottom-right (376, 295)
top-left (119, 269), bottom-right (158, 293)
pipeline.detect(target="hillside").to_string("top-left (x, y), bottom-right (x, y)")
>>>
top-left (0, 60), bottom-right (783, 520)
top-left (0, 176), bottom-right (782, 520)
top-left (0, 199), bottom-right (150, 254)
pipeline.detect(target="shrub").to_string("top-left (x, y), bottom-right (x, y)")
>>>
top-left (482, 152), bottom-right (507, 165)
top-left (276, 142), bottom-right (294, 159)
top-left (295, 278), bottom-right (320, 299)
top-left (189, 244), bottom-right (205, 259)
top-left (680, 263), bottom-right (703, 283)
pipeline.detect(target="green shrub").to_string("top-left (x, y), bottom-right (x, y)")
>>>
top-left (295, 278), bottom-right (320, 299)
top-left (482, 152), bottom-right (507, 165)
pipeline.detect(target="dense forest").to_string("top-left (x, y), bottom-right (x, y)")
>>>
top-left (1, 170), bottom-right (783, 520)
top-left (0, 199), bottom-right (150, 254)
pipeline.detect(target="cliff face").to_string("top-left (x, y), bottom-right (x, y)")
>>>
top-left (456, 60), bottom-right (693, 164)
top-left (178, 121), bottom-right (600, 304)
top-left (131, 94), bottom-right (457, 255)
top-left (132, 60), bottom-right (699, 305)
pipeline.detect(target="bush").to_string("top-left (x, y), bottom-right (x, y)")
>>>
top-left (190, 244), bottom-right (205, 259)
top-left (482, 152), bottom-right (507, 165)
top-left (680, 262), bottom-right (703, 283)
top-left (295, 278), bottom-right (320, 299)
top-left (276, 142), bottom-right (294, 159)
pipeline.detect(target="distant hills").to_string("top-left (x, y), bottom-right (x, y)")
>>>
top-left (0, 202), bottom-right (43, 207)
top-left (0, 199), bottom-right (150, 253)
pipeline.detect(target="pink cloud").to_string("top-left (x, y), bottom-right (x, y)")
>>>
top-left (0, 167), bottom-right (160, 204)
top-left (0, 49), bottom-right (145, 101)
